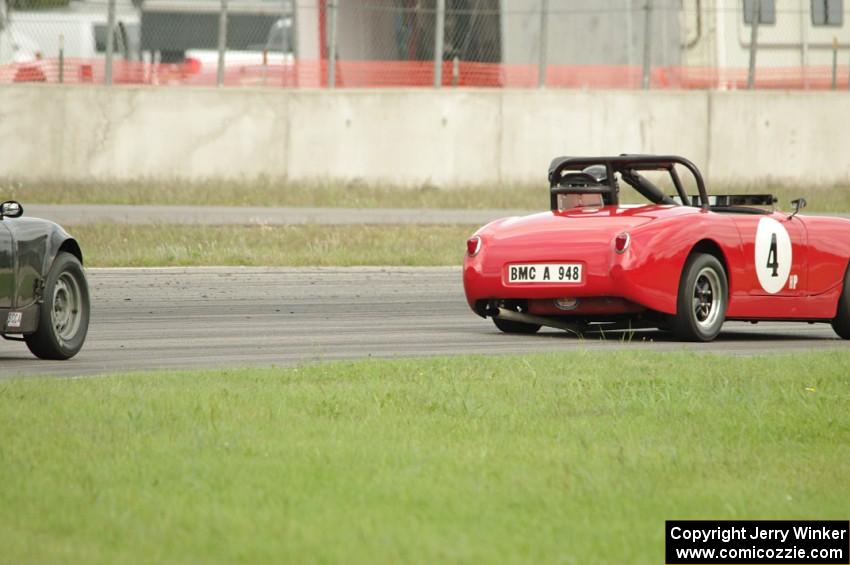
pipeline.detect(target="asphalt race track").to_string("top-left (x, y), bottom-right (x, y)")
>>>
top-left (1, 267), bottom-right (846, 378)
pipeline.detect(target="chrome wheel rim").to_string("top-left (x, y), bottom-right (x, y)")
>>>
top-left (693, 267), bottom-right (722, 330)
top-left (52, 272), bottom-right (82, 342)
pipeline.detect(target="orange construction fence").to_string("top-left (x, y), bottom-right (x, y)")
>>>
top-left (2, 57), bottom-right (848, 90)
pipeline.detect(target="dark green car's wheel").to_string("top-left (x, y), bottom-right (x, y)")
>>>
top-left (831, 264), bottom-right (850, 339)
top-left (670, 253), bottom-right (727, 342)
top-left (25, 252), bottom-right (90, 360)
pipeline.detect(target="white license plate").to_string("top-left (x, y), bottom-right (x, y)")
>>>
top-left (507, 263), bottom-right (583, 284)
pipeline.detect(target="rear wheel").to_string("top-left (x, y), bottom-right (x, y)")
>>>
top-left (492, 301), bottom-right (541, 334)
top-left (670, 253), bottom-right (727, 342)
top-left (831, 265), bottom-right (850, 339)
top-left (25, 252), bottom-right (90, 360)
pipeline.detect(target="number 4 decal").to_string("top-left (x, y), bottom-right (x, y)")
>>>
top-left (766, 233), bottom-right (779, 277)
top-left (754, 217), bottom-right (792, 294)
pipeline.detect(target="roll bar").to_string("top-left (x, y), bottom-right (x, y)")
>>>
top-left (547, 154), bottom-right (709, 210)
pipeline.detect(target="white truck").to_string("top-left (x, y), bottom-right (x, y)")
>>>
top-left (0, 0), bottom-right (139, 64)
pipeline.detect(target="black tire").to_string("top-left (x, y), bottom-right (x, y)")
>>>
top-left (25, 252), bottom-right (90, 360)
top-left (491, 301), bottom-right (541, 334)
top-left (669, 253), bottom-right (727, 342)
top-left (831, 264), bottom-right (850, 339)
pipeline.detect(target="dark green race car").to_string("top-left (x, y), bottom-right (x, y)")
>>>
top-left (1, 201), bottom-right (90, 360)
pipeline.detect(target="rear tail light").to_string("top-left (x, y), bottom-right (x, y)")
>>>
top-left (614, 232), bottom-right (630, 254)
top-left (467, 236), bottom-right (482, 256)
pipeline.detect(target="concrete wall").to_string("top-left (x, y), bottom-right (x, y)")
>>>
top-left (2, 84), bottom-right (850, 188)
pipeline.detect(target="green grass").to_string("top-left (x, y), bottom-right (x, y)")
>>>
top-left (4, 178), bottom-right (849, 212)
top-left (70, 224), bottom-right (475, 267)
top-left (1, 351), bottom-right (848, 564)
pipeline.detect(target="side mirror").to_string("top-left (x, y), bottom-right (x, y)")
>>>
top-left (789, 197), bottom-right (806, 219)
top-left (0, 201), bottom-right (23, 219)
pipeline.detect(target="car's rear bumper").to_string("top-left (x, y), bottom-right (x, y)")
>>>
top-left (463, 246), bottom-right (678, 317)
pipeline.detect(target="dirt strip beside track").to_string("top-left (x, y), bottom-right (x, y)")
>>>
top-left (1, 267), bottom-right (844, 378)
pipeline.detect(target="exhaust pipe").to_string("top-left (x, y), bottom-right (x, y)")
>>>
top-left (495, 306), bottom-right (656, 334)
top-left (495, 307), bottom-right (585, 334)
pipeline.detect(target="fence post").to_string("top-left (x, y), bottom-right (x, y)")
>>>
top-left (290, 0), bottom-right (299, 58)
top-left (216, 0), bottom-right (228, 87)
top-left (452, 55), bottom-right (459, 87)
top-left (434, 0), bottom-right (445, 88)
top-left (641, 0), bottom-right (652, 90)
top-left (58, 33), bottom-right (64, 84)
top-left (290, 0), bottom-right (298, 87)
top-left (831, 37), bottom-right (838, 90)
top-left (0, 0), bottom-right (7, 37)
top-left (538, 0), bottom-right (548, 88)
top-left (327, 0), bottom-right (337, 88)
top-left (747, 0), bottom-right (760, 90)
top-left (104, 0), bottom-right (116, 85)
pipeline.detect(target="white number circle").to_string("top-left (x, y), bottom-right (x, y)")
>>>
top-left (754, 217), bottom-right (792, 294)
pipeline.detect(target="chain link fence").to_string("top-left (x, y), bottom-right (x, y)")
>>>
top-left (1, 0), bottom-right (849, 89)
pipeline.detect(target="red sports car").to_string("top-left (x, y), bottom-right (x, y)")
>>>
top-left (463, 155), bottom-right (850, 341)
